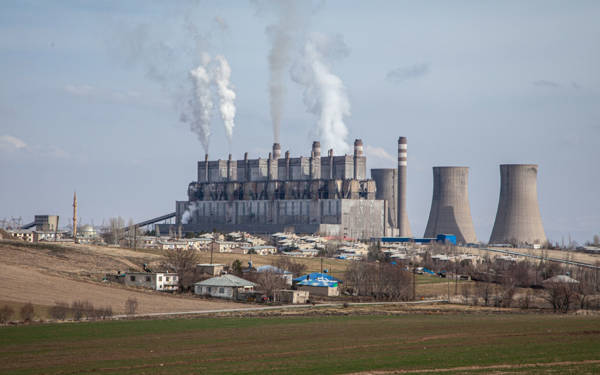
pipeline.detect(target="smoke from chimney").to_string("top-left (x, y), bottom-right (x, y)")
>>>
top-left (213, 55), bottom-right (236, 144)
top-left (290, 32), bottom-right (351, 154)
top-left (185, 53), bottom-right (213, 153)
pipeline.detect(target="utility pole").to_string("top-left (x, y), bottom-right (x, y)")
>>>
top-left (412, 266), bottom-right (416, 301)
top-left (133, 225), bottom-right (137, 250)
top-left (320, 257), bottom-right (323, 273)
top-left (210, 239), bottom-right (215, 264)
top-left (72, 191), bottom-right (78, 244)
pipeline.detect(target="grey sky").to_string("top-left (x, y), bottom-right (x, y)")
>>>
top-left (1, 0), bottom-right (598, 243)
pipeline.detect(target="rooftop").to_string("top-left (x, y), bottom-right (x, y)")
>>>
top-left (195, 274), bottom-right (257, 288)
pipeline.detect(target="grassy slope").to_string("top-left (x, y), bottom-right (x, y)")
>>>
top-left (1, 313), bottom-right (598, 375)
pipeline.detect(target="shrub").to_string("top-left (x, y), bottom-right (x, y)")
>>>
top-left (0, 305), bottom-right (14, 323)
top-left (125, 297), bottom-right (138, 315)
top-left (49, 302), bottom-right (69, 320)
top-left (95, 306), bottom-right (113, 320)
top-left (71, 300), bottom-right (85, 321)
top-left (20, 303), bottom-right (35, 322)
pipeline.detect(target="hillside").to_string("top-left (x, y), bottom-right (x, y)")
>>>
top-left (0, 240), bottom-right (236, 314)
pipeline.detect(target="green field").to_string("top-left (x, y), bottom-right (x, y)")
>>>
top-left (1, 313), bottom-right (599, 374)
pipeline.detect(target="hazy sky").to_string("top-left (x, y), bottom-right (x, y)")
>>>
top-left (1, 1), bottom-right (599, 244)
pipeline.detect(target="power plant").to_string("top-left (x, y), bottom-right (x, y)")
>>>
top-left (158, 137), bottom-right (416, 239)
top-left (424, 167), bottom-right (477, 244)
top-left (155, 136), bottom-right (547, 244)
top-left (489, 164), bottom-right (547, 246)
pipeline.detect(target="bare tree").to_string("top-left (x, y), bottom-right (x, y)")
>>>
top-left (49, 302), bottom-right (69, 320)
top-left (0, 305), bottom-right (14, 323)
top-left (125, 297), bottom-right (138, 315)
top-left (543, 281), bottom-right (578, 313)
top-left (344, 262), bottom-right (412, 301)
top-left (101, 217), bottom-right (125, 245)
top-left (71, 300), bottom-right (94, 321)
top-left (165, 248), bottom-right (201, 291)
top-left (254, 270), bottom-right (287, 298)
top-left (273, 257), bottom-right (307, 277)
top-left (20, 302), bottom-right (35, 322)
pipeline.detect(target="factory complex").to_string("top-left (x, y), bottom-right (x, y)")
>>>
top-left (157, 136), bottom-right (548, 247)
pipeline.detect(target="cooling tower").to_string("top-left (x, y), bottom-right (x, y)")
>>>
top-left (489, 164), bottom-right (547, 246)
top-left (397, 137), bottom-right (411, 236)
top-left (424, 167), bottom-right (477, 244)
top-left (371, 168), bottom-right (397, 230)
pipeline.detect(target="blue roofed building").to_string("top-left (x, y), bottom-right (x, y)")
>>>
top-left (295, 272), bottom-right (341, 297)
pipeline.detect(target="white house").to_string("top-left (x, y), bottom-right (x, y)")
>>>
top-left (125, 272), bottom-right (179, 291)
top-left (194, 274), bottom-right (256, 299)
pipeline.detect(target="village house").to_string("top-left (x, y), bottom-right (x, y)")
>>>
top-left (194, 274), bottom-right (256, 299)
top-left (124, 272), bottom-right (179, 291)
top-left (274, 289), bottom-right (310, 304)
top-left (294, 272), bottom-right (342, 297)
top-left (196, 263), bottom-right (226, 277)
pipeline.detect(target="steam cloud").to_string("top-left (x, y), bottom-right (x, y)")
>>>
top-left (181, 54), bottom-right (237, 152)
top-left (185, 54), bottom-right (213, 152)
top-left (266, 1), bottom-right (297, 143)
top-left (213, 55), bottom-right (236, 143)
top-left (291, 32), bottom-right (351, 154)
top-left (111, 8), bottom-right (234, 153)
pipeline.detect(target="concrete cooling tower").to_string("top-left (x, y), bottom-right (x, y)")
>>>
top-left (424, 167), bottom-right (477, 244)
top-left (489, 164), bottom-right (547, 246)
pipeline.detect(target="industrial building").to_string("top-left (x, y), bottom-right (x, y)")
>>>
top-left (159, 138), bottom-right (413, 239)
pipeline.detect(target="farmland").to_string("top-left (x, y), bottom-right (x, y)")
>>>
top-left (1, 311), bottom-right (599, 374)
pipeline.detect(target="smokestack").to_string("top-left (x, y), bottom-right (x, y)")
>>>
top-left (227, 154), bottom-right (232, 180)
top-left (285, 151), bottom-right (290, 180)
top-left (489, 164), bottom-right (547, 246)
top-left (244, 152), bottom-right (249, 181)
top-left (397, 137), bottom-right (411, 236)
top-left (267, 153), bottom-right (272, 180)
top-left (204, 153), bottom-right (209, 182)
top-left (272, 143), bottom-right (281, 159)
top-left (310, 141), bottom-right (321, 180)
top-left (424, 167), bottom-right (477, 244)
top-left (328, 149), bottom-right (334, 179)
top-left (353, 139), bottom-right (363, 179)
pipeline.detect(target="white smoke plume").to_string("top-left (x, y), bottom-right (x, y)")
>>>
top-left (290, 32), bottom-right (351, 154)
top-left (266, 1), bottom-right (296, 143)
top-left (181, 201), bottom-right (199, 224)
top-left (213, 55), bottom-right (236, 143)
top-left (256, 0), bottom-right (314, 143)
top-left (185, 54), bottom-right (213, 152)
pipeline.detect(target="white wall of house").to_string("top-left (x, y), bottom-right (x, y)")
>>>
top-left (125, 273), bottom-right (178, 291)
top-left (194, 285), bottom-right (234, 299)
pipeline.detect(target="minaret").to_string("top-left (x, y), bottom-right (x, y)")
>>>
top-left (72, 191), bottom-right (78, 242)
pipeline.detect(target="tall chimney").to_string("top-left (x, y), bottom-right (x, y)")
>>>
top-left (204, 153), bottom-right (209, 182)
top-left (353, 139), bottom-right (363, 179)
top-left (267, 152), bottom-right (272, 180)
top-left (397, 137), bottom-right (411, 236)
top-left (244, 152), bottom-right (249, 181)
top-left (227, 154), bottom-right (232, 180)
top-left (310, 141), bottom-right (321, 180)
top-left (272, 143), bottom-right (281, 159)
top-left (328, 149), bottom-right (334, 179)
top-left (285, 151), bottom-right (290, 180)
top-left (489, 164), bottom-right (547, 246)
